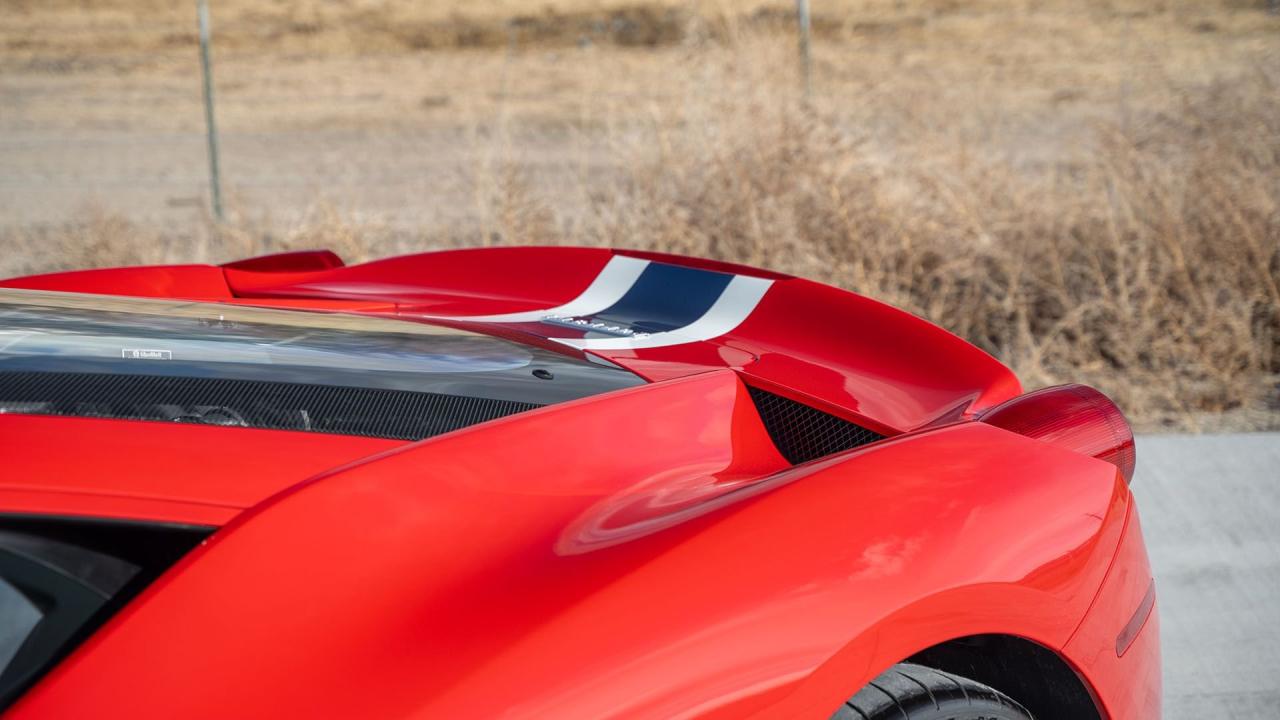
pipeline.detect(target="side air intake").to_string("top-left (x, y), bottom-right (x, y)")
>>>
top-left (746, 385), bottom-right (885, 464)
top-left (0, 371), bottom-right (541, 442)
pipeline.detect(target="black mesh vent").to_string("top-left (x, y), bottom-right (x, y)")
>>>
top-left (746, 385), bottom-right (885, 464)
top-left (0, 371), bottom-right (541, 442)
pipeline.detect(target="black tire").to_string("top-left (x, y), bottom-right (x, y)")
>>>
top-left (830, 662), bottom-right (1033, 720)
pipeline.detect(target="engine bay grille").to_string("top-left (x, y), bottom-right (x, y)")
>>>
top-left (0, 371), bottom-right (541, 441)
top-left (746, 385), bottom-right (885, 464)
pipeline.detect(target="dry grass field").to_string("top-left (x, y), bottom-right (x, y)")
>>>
top-left (1, 0), bottom-right (1277, 431)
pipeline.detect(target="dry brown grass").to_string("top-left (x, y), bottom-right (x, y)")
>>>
top-left (1, 2), bottom-right (1277, 431)
top-left (4, 0), bottom-right (1275, 59)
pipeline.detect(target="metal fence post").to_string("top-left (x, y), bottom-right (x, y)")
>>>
top-left (197, 0), bottom-right (224, 223)
top-left (796, 0), bottom-right (812, 101)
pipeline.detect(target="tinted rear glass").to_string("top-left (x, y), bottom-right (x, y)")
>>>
top-left (0, 581), bottom-right (40, 675)
top-left (0, 516), bottom-right (209, 709)
top-left (0, 290), bottom-right (643, 439)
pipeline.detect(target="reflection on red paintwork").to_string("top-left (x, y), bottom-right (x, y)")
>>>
top-left (558, 469), bottom-right (783, 555)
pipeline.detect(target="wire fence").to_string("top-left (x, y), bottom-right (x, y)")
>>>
top-left (2, 0), bottom-right (1273, 242)
top-left (0, 1), bottom-right (817, 235)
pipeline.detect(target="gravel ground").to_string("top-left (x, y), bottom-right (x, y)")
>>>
top-left (1135, 433), bottom-right (1280, 719)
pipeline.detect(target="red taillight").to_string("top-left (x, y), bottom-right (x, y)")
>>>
top-left (979, 384), bottom-right (1136, 484)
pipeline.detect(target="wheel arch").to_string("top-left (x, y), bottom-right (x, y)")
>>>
top-left (763, 581), bottom-right (1117, 720)
top-left (906, 634), bottom-right (1104, 720)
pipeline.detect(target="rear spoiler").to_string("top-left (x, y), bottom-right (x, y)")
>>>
top-left (1, 247), bottom-right (1020, 434)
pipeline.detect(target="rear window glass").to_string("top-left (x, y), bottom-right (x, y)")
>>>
top-left (0, 290), bottom-right (644, 440)
top-left (0, 580), bottom-right (40, 675)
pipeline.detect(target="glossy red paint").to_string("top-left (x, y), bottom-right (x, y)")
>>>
top-left (0, 248), bottom-right (1160, 719)
top-left (0, 415), bottom-right (404, 525)
top-left (723, 277), bottom-right (1021, 433)
top-left (8, 372), bottom-right (1137, 719)
top-left (1066, 503), bottom-right (1162, 719)
top-left (222, 246), bottom-right (615, 314)
top-left (0, 264), bottom-right (232, 299)
top-left (222, 249), bottom-right (345, 273)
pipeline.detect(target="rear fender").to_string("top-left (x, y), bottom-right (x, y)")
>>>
top-left (10, 369), bottom-right (1125, 719)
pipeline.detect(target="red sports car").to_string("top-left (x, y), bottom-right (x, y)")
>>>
top-left (0, 247), bottom-right (1158, 719)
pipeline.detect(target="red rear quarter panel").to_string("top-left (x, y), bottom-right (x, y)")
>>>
top-left (7, 371), bottom-right (1128, 720)
top-left (0, 415), bottom-right (404, 526)
top-left (1066, 502), bottom-right (1162, 719)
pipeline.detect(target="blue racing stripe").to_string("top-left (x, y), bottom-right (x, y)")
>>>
top-left (590, 262), bottom-right (733, 333)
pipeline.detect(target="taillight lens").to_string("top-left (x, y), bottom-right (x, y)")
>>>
top-left (979, 384), bottom-right (1136, 484)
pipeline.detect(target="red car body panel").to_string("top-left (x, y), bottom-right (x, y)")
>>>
top-left (0, 415), bottom-right (404, 525)
top-left (9, 372), bottom-right (1131, 719)
top-left (0, 248), bottom-right (1159, 718)
top-left (0, 264), bottom-right (235, 299)
top-left (1065, 503), bottom-right (1162, 719)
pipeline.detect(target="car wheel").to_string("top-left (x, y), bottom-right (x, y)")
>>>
top-left (830, 662), bottom-right (1033, 720)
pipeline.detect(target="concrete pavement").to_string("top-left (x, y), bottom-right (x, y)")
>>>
top-left (1135, 433), bottom-right (1280, 719)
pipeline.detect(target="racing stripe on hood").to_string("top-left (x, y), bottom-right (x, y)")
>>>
top-left (553, 274), bottom-right (772, 350)
top-left (586, 262), bottom-right (734, 333)
top-left (422, 254), bottom-right (774, 350)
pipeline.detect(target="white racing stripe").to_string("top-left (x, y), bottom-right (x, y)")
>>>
top-left (423, 255), bottom-right (650, 322)
top-left (414, 254), bottom-right (774, 351)
top-left (553, 275), bottom-right (774, 351)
